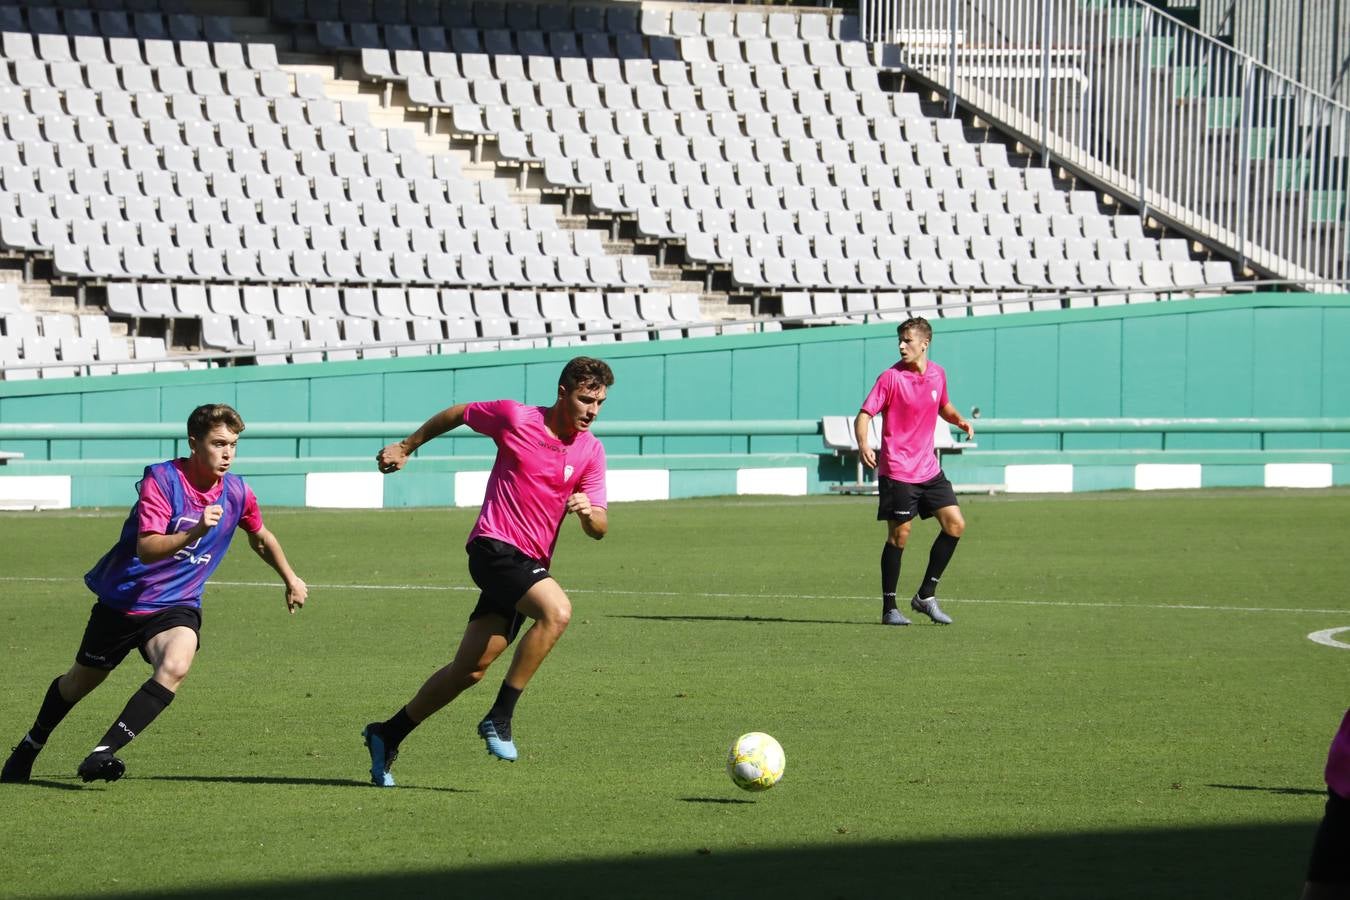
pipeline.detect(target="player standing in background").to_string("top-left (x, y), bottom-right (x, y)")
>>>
top-left (361, 356), bottom-right (613, 787)
top-left (1303, 708), bottom-right (1350, 898)
top-left (0, 404), bottom-right (307, 784)
top-left (856, 317), bottom-right (974, 626)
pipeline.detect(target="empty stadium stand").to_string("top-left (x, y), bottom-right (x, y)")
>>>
top-left (349, 4), bottom-right (1231, 305)
top-left (0, 0), bottom-right (1244, 379)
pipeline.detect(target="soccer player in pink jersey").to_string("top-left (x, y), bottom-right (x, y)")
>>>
top-left (855, 317), bottom-right (974, 626)
top-left (0, 404), bottom-right (308, 785)
top-left (1303, 708), bottom-right (1350, 898)
top-left (361, 357), bottom-right (613, 785)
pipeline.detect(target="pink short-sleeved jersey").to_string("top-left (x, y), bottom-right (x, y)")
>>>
top-left (464, 399), bottom-right (607, 564)
top-left (860, 361), bottom-right (949, 484)
top-left (1327, 708), bottom-right (1350, 798)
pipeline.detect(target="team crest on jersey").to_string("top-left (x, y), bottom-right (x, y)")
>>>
top-left (931, 390), bottom-right (938, 401)
top-left (564, 465), bottom-right (574, 481)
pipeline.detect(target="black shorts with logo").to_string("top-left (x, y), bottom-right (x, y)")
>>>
top-left (75, 602), bottom-right (202, 670)
top-left (465, 537), bottom-right (553, 644)
top-left (876, 472), bottom-right (960, 523)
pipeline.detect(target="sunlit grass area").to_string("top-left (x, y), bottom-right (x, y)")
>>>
top-left (1, 490), bottom-right (1345, 898)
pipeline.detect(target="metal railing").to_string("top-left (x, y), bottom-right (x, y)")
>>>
top-left (0, 420), bottom-right (824, 460)
top-left (5, 418), bottom-right (1349, 459)
top-left (1201, 0), bottom-right (1350, 105)
top-left (859, 0), bottom-right (1350, 290)
top-left (968, 415), bottom-right (1350, 451)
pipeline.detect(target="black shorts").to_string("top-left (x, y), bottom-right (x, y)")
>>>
top-left (465, 537), bottom-right (552, 644)
top-left (1308, 788), bottom-right (1350, 883)
top-left (877, 472), bottom-right (960, 523)
top-left (75, 602), bottom-right (202, 671)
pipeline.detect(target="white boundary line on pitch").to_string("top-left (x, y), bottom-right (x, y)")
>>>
top-left (1308, 627), bottom-right (1350, 650)
top-left (2, 575), bottom-right (1348, 617)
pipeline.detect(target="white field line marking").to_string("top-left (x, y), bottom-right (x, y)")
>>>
top-left (1308, 627), bottom-right (1350, 650)
top-left (2, 576), bottom-right (1347, 617)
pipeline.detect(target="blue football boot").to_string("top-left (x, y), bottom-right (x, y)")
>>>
top-left (362, 723), bottom-right (397, 787)
top-left (477, 717), bottom-right (518, 762)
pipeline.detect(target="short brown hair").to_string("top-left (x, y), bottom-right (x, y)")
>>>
top-left (559, 356), bottom-right (615, 392)
top-left (898, 317), bottom-right (933, 342)
top-left (187, 403), bottom-right (245, 441)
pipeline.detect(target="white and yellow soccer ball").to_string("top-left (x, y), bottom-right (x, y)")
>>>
top-left (726, 732), bottom-right (785, 792)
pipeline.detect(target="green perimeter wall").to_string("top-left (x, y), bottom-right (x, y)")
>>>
top-left (2, 293), bottom-right (1348, 505)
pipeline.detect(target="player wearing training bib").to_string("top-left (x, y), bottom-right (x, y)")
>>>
top-left (856, 317), bottom-right (974, 627)
top-left (361, 357), bottom-right (613, 786)
top-left (1, 404), bottom-right (307, 785)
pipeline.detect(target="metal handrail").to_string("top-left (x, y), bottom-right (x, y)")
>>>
top-left (4, 418), bottom-right (1349, 442)
top-left (1201, 0), bottom-right (1350, 105)
top-left (0, 420), bottom-right (824, 439)
top-left (859, 0), bottom-right (1350, 290)
top-left (3, 418), bottom-right (1347, 465)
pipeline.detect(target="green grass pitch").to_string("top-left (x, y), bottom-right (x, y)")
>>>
top-left (1, 490), bottom-right (1346, 899)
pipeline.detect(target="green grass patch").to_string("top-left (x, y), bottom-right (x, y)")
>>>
top-left (1, 490), bottom-right (1346, 898)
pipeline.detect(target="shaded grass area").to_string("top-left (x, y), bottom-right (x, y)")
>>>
top-left (0, 490), bottom-right (1345, 898)
top-left (82, 822), bottom-right (1320, 900)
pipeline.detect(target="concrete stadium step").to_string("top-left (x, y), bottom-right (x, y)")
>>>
top-left (0, 268), bottom-right (78, 314)
top-left (186, 19), bottom-right (755, 320)
top-left (278, 60), bottom-right (454, 156)
top-left (271, 51), bottom-right (752, 304)
top-left (19, 288), bottom-right (78, 314)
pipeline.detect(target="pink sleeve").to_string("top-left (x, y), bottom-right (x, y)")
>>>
top-left (463, 399), bottom-right (513, 439)
top-left (860, 371), bottom-right (890, 416)
top-left (239, 485), bottom-right (263, 533)
top-left (939, 370), bottom-right (950, 408)
top-left (137, 475), bottom-right (172, 535)
top-left (580, 442), bottom-right (608, 509)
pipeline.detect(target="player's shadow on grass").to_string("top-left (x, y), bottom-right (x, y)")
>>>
top-left (609, 613), bottom-right (861, 627)
top-left (142, 774), bottom-right (473, 793)
top-left (11, 778), bottom-right (85, 792)
top-left (1206, 783), bottom-right (1326, 797)
top-left (679, 796), bottom-right (755, 805)
top-left (94, 820), bottom-right (1322, 900)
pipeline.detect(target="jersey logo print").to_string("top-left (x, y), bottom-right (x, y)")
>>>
top-left (171, 515), bottom-right (213, 566)
top-left (931, 390), bottom-right (938, 401)
top-left (173, 516), bottom-right (203, 549)
top-left (564, 465), bottom-right (574, 481)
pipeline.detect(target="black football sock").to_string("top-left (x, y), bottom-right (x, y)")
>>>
top-left (26, 675), bottom-right (78, 748)
top-left (488, 684), bottom-right (522, 727)
top-left (917, 532), bottom-right (961, 600)
top-left (881, 543), bottom-right (903, 612)
top-left (94, 679), bottom-right (175, 754)
top-left (380, 707), bottom-right (418, 748)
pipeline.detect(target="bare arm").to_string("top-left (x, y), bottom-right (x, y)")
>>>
top-left (377, 403), bottom-right (469, 473)
top-left (854, 411), bottom-right (877, 470)
top-left (567, 493), bottom-right (608, 540)
top-left (247, 525), bottom-right (308, 614)
top-left (136, 503), bottom-right (223, 564)
top-left (939, 402), bottom-right (975, 440)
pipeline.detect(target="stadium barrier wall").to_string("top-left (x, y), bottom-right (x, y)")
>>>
top-left (1, 294), bottom-right (1348, 507)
